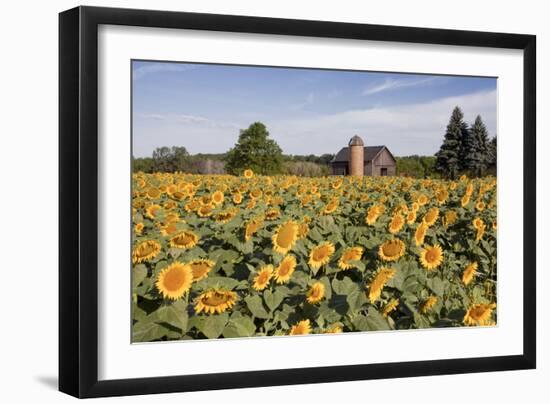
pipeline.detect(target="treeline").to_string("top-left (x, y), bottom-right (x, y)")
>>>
top-left (283, 154), bottom-right (334, 165)
top-left (396, 156), bottom-right (437, 178)
top-left (132, 147), bottom-right (225, 174)
top-left (435, 106), bottom-right (496, 179)
top-left (133, 112), bottom-right (496, 179)
top-left (132, 123), bottom-right (334, 176)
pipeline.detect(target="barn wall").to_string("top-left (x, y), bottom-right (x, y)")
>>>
top-left (364, 161), bottom-right (373, 175)
top-left (331, 163), bottom-right (348, 175)
top-left (376, 149), bottom-right (395, 165)
top-left (372, 149), bottom-right (396, 176)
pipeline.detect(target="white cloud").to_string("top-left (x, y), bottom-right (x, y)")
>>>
top-left (362, 77), bottom-right (437, 95)
top-left (137, 113), bottom-right (239, 129)
top-left (133, 63), bottom-right (197, 80)
top-left (267, 90), bottom-right (497, 156)
top-left (173, 114), bottom-right (209, 124)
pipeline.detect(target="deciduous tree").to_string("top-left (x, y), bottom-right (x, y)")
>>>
top-left (225, 122), bottom-right (283, 175)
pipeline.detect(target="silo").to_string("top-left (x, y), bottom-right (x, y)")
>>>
top-left (348, 135), bottom-right (364, 176)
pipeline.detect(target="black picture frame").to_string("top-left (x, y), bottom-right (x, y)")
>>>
top-left (59, 5), bottom-right (536, 398)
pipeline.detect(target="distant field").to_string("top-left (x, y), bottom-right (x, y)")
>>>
top-left (131, 172), bottom-right (497, 342)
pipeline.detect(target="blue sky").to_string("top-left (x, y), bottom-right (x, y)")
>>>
top-left (132, 61), bottom-right (497, 158)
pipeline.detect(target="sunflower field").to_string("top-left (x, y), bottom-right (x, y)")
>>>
top-left (132, 170), bottom-right (497, 342)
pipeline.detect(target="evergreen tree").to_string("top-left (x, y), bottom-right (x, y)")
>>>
top-left (435, 106), bottom-right (468, 179)
top-left (224, 122), bottom-right (284, 175)
top-left (463, 115), bottom-right (490, 176)
top-left (460, 124), bottom-right (477, 171)
top-left (487, 136), bottom-right (497, 168)
top-left (470, 115), bottom-right (490, 176)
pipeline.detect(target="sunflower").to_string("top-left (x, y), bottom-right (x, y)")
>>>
top-left (435, 188), bottom-right (449, 204)
top-left (366, 205), bottom-right (383, 225)
top-left (195, 289), bottom-right (238, 315)
top-left (406, 211), bottom-right (417, 224)
top-left (265, 208), bottom-right (280, 221)
top-left (463, 303), bottom-right (496, 326)
top-left (383, 298), bottom-right (399, 317)
top-left (423, 207), bottom-right (439, 227)
top-left (199, 195), bottom-right (213, 206)
top-left (338, 246), bottom-right (363, 270)
top-left (301, 195), bottom-right (313, 207)
top-left (378, 239), bottom-right (405, 262)
top-left (169, 230), bottom-right (199, 249)
top-left (306, 282), bottom-right (325, 304)
top-left (388, 213), bottom-right (405, 234)
top-left (419, 244), bottom-right (444, 270)
top-left (249, 189), bottom-right (262, 199)
top-left (164, 212), bottom-right (179, 223)
top-left (324, 324), bottom-right (343, 334)
top-left (368, 267), bottom-right (396, 303)
top-left (420, 296), bottom-right (438, 313)
top-left (476, 201), bottom-right (485, 211)
top-left (274, 255), bottom-right (297, 284)
top-left (475, 223), bottom-right (486, 242)
top-left (244, 218), bottom-right (263, 241)
top-left (211, 190), bottom-right (225, 206)
top-left (155, 262), bottom-right (193, 300)
top-left (323, 199), bottom-right (339, 214)
top-left (472, 217), bottom-right (484, 229)
top-left (461, 193), bottom-right (471, 207)
top-left (145, 204), bottom-right (162, 219)
top-left (134, 222), bottom-right (144, 235)
top-left (253, 265), bottom-right (273, 291)
top-left (160, 222), bottom-right (179, 236)
top-left (188, 259), bottom-right (216, 281)
top-left (289, 319), bottom-right (311, 335)
top-left (462, 262), bottom-right (478, 285)
top-left (184, 199), bottom-right (200, 213)
top-left (272, 221), bottom-right (299, 254)
top-left (298, 222), bottom-right (309, 239)
top-left (168, 190), bottom-right (186, 201)
top-left (164, 194), bottom-right (185, 210)
top-left (232, 192), bottom-right (243, 204)
top-left (414, 222), bottom-right (428, 246)
top-left (309, 242), bottom-right (336, 270)
top-left (132, 240), bottom-right (161, 264)
top-left (331, 180), bottom-right (343, 190)
top-left (417, 194), bottom-right (429, 206)
top-left (136, 178), bottom-right (146, 189)
top-left (271, 196), bottom-right (284, 206)
top-left (197, 204), bottom-right (214, 217)
top-left (443, 210), bottom-right (458, 227)
top-left (146, 187), bottom-right (161, 199)
top-left (214, 209), bottom-right (237, 224)
top-left (243, 169), bottom-right (254, 179)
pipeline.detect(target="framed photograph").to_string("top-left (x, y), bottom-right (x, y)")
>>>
top-left (59, 6), bottom-right (536, 398)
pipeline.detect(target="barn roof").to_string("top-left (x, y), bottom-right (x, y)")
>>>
top-left (331, 146), bottom-right (390, 163)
